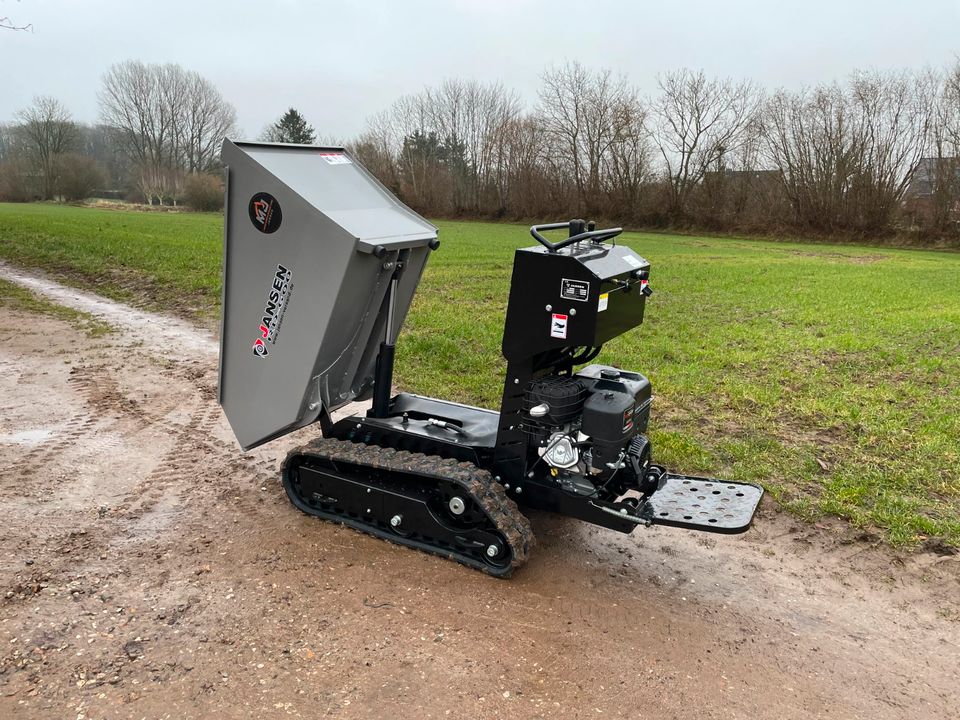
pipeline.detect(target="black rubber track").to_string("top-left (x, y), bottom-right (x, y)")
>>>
top-left (281, 437), bottom-right (535, 577)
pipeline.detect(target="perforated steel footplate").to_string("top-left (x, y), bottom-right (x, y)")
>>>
top-left (643, 474), bottom-right (763, 534)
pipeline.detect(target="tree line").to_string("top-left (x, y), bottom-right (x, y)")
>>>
top-left (1, 58), bottom-right (959, 238)
top-left (0, 60), bottom-right (315, 210)
top-left (352, 61), bottom-right (960, 237)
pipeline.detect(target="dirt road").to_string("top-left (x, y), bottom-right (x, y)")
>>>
top-left (1, 267), bottom-right (958, 719)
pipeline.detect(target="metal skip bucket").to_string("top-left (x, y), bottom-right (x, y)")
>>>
top-left (218, 140), bottom-right (437, 450)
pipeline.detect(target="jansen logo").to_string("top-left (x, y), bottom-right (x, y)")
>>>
top-left (251, 264), bottom-right (293, 358)
top-left (248, 192), bottom-right (282, 233)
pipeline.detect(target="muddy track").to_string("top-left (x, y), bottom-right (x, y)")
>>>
top-left (62, 364), bottom-right (274, 497)
top-left (1, 269), bottom-right (959, 719)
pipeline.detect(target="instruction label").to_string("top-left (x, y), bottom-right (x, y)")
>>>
top-left (319, 152), bottom-right (352, 165)
top-left (560, 278), bottom-right (589, 302)
top-left (598, 293), bottom-right (609, 312)
top-left (550, 313), bottom-right (568, 339)
top-left (623, 254), bottom-right (642, 269)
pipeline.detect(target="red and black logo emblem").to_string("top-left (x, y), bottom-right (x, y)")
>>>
top-left (248, 192), bottom-right (282, 234)
top-left (250, 264), bottom-right (293, 359)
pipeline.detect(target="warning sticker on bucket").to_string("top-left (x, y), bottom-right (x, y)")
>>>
top-left (319, 152), bottom-right (352, 165)
top-left (598, 293), bottom-right (609, 312)
top-left (550, 313), bottom-right (568, 339)
top-left (560, 278), bottom-right (589, 302)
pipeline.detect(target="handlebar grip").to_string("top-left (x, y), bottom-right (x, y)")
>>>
top-left (530, 221), bottom-right (623, 252)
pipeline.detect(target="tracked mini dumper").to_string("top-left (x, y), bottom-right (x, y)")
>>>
top-left (218, 140), bottom-right (763, 577)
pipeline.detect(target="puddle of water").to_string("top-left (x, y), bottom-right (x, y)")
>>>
top-left (0, 428), bottom-right (55, 446)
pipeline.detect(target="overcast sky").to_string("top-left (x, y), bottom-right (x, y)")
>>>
top-left (2, 0), bottom-right (958, 140)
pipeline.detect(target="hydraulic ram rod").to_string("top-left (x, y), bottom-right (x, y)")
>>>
top-left (370, 250), bottom-right (409, 418)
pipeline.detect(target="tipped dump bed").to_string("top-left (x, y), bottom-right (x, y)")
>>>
top-left (218, 140), bottom-right (436, 450)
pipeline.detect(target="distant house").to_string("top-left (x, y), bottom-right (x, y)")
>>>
top-left (902, 157), bottom-right (960, 225)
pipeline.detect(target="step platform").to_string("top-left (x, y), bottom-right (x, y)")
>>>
top-left (643, 474), bottom-right (763, 534)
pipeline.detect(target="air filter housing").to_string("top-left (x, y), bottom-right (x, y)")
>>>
top-left (522, 376), bottom-right (587, 427)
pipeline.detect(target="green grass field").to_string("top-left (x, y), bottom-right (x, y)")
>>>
top-left (1, 202), bottom-right (958, 546)
top-left (0, 276), bottom-right (113, 338)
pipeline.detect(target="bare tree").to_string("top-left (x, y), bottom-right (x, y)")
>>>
top-left (944, 60), bottom-right (960, 149)
top-left (502, 115), bottom-right (553, 217)
top-left (764, 70), bottom-right (934, 232)
top-left (78, 123), bottom-right (133, 190)
top-left (849, 69), bottom-right (934, 230)
top-left (349, 112), bottom-right (401, 194)
top-left (764, 84), bottom-right (860, 230)
top-left (424, 79), bottom-right (521, 212)
top-left (0, 157), bottom-right (32, 201)
top-left (99, 60), bottom-right (173, 202)
top-left (538, 62), bottom-right (643, 217)
top-left (604, 100), bottom-right (655, 220)
top-left (180, 72), bottom-right (237, 172)
top-left (0, 122), bottom-right (18, 162)
top-left (0, 12), bottom-right (32, 31)
top-left (98, 60), bottom-right (236, 204)
top-left (14, 96), bottom-right (78, 199)
top-left (387, 93), bottom-right (446, 212)
top-left (650, 69), bottom-right (760, 221)
top-left (54, 153), bottom-right (106, 201)
top-left (924, 63), bottom-right (960, 231)
top-left (358, 80), bottom-right (522, 215)
top-left (699, 116), bottom-right (786, 230)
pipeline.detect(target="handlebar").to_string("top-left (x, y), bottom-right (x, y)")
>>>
top-left (530, 220), bottom-right (623, 252)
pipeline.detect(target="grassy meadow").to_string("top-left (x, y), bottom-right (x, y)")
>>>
top-left (0, 276), bottom-right (113, 337)
top-left (1, 202), bottom-right (958, 546)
